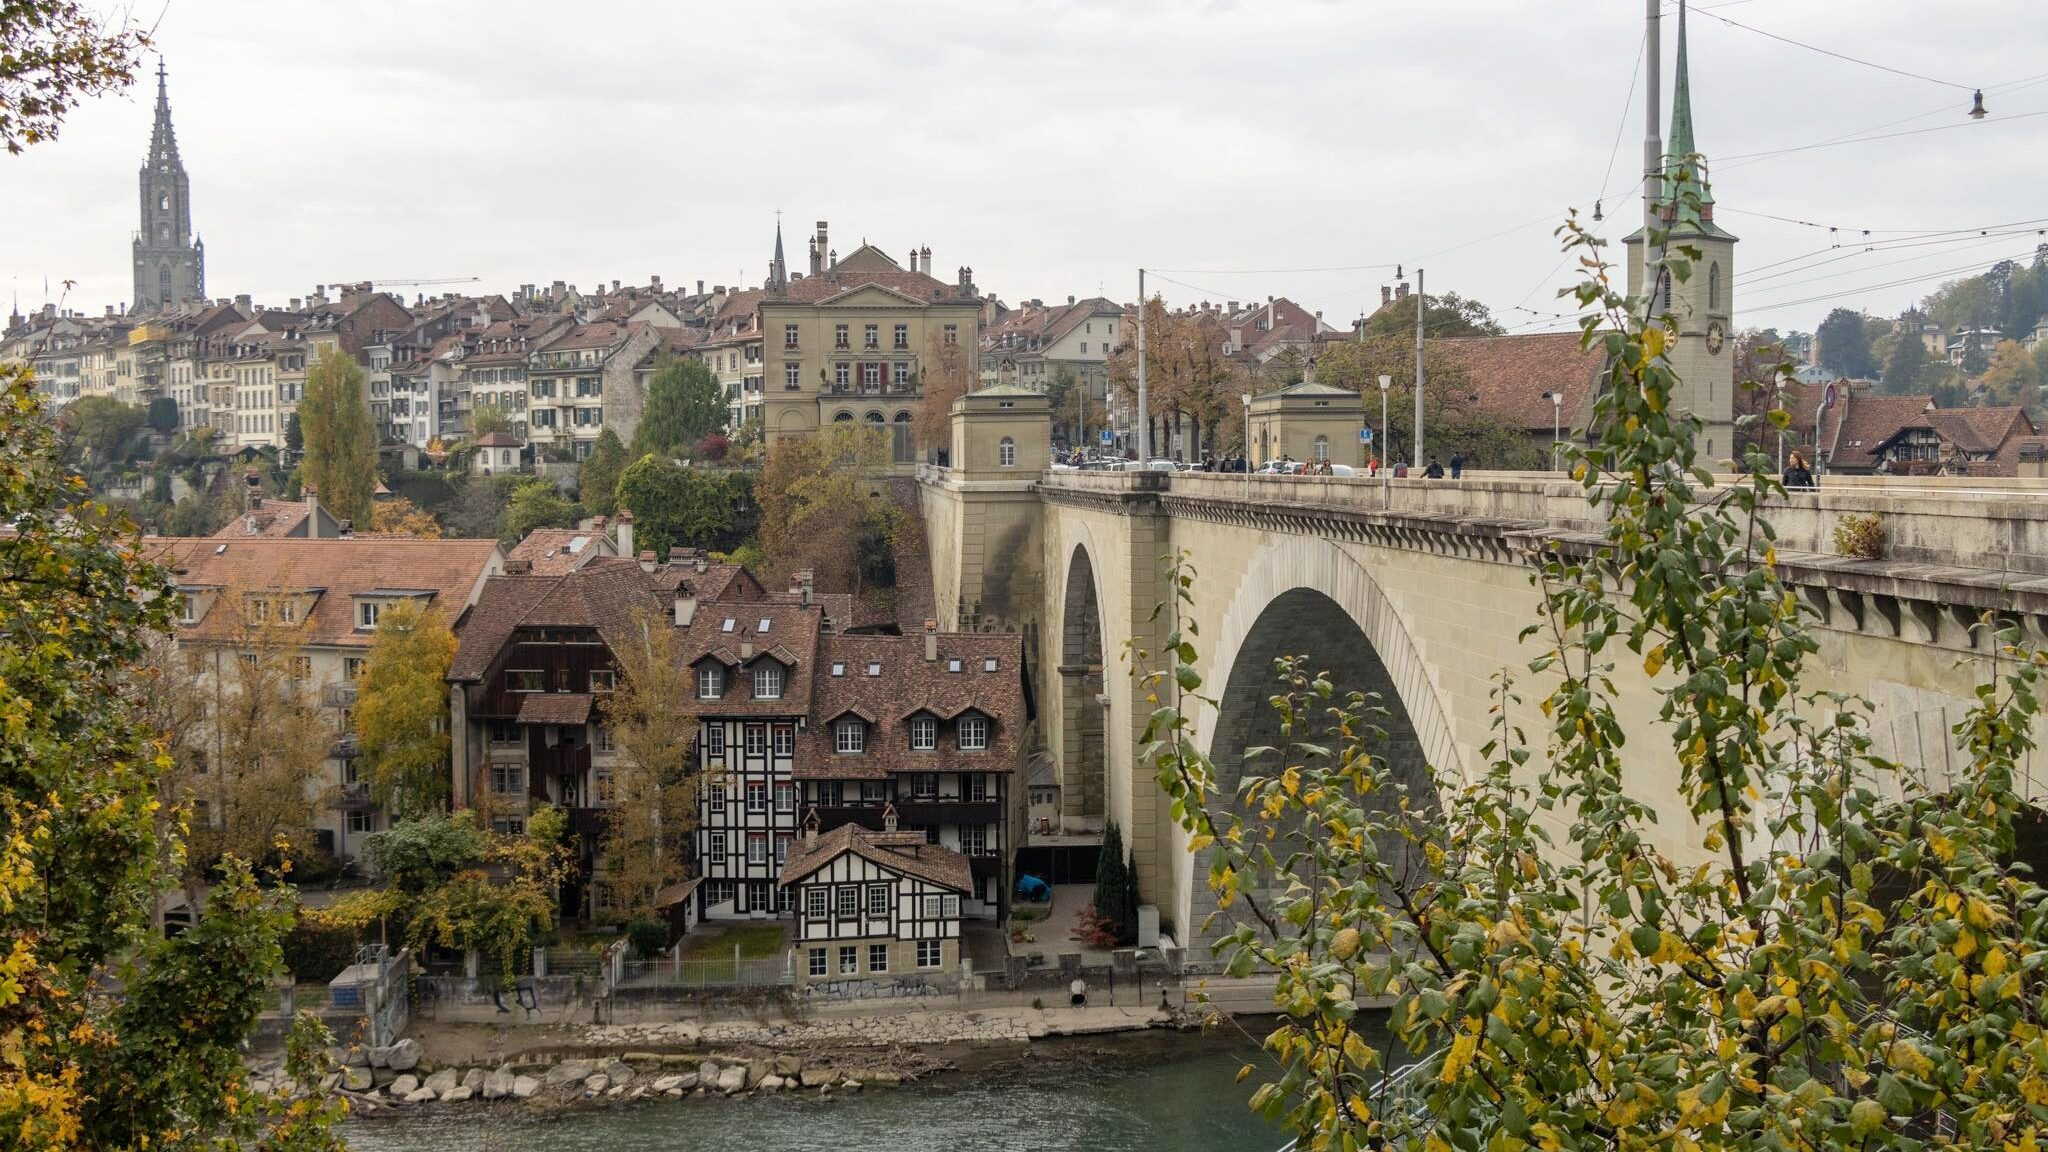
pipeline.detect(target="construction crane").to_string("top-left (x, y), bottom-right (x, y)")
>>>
top-left (333, 276), bottom-right (481, 291)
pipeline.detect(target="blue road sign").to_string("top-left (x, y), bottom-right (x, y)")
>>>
top-left (1100, 429), bottom-right (1113, 446)
top-left (1359, 427), bottom-right (1374, 444)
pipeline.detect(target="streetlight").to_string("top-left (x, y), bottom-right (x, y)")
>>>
top-left (1240, 392), bottom-right (1253, 495)
top-left (1542, 390), bottom-right (1563, 471)
top-left (1377, 374), bottom-right (1392, 473)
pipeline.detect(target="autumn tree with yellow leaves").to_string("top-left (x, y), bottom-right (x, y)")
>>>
top-left (1148, 183), bottom-right (2048, 1151)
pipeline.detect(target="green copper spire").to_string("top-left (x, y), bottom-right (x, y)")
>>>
top-left (1663, 0), bottom-right (1713, 225)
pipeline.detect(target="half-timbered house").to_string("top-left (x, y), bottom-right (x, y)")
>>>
top-left (780, 811), bottom-right (971, 984)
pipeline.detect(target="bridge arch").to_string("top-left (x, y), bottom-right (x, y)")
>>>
top-left (1054, 539), bottom-right (1109, 829)
top-left (1180, 535), bottom-right (1465, 962)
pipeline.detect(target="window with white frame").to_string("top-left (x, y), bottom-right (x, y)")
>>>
top-left (958, 715), bottom-right (989, 750)
top-left (998, 437), bottom-right (1016, 467)
top-left (705, 725), bottom-right (725, 757)
top-left (867, 883), bottom-right (891, 917)
top-left (892, 323), bottom-right (909, 349)
top-left (773, 726), bottom-right (794, 756)
top-left (910, 716), bottom-right (936, 750)
top-left (893, 361), bottom-right (909, 385)
top-left (784, 323), bottom-right (800, 349)
top-left (923, 894), bottom-right (942, 918)
top-left (753, 663), bottom-right (783, 699)
top-left (746, 782), bottom-right (767, 813)
top-left (837, 886), bottom-right (859, 917)
top-left (806, 888), bottom-right (827, 917)
top-left (834, 323), bottom-right (849, 349)
top-left (697, 665), bottom-right (724, 698)
top-left (917, 939), bottom-right (942, 968)
top-left (356, 601), bottom-right (382, 629)
top-left (943, 324), bottom-right (958, 346)
top-left (491, 763), bottom-right (523, 794)
top-left (863, 324), bottom-right (879, 350)
top-left (912, 773), bottom-right (937, 801)
top-left (785, 363), bottom-right (800, 387)
top-left (745, 725), bottom-right (767, 756)
top-left (835, 720), bottom-right (865, 754)
top-left (347, 810), bottom-right (374, 835)
top-left (862, 363), bottom-right (880, 387)
top-left (1314, 435), bottom-right (1330, 461)
top-left (943, 894), bottom-right (959, 917)
top-left (709, 779), bottom-right (727, 805)
top-left (709, 831), bottom-right (727, 858)
top-left (774, 782), bottom-right (795, 813)
top-left (869, 943), bottom-right (889, 973)
top-left (746, 832), bottom-right (767, 864)
top-left (962, 824), bottom-right (987, 855)
top-left (835, 362), bottom-right (849, 387)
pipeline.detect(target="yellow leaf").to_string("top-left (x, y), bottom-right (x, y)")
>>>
top-left (1644, 645), bottom-right (1666, 677)
top-left (1644, 327), bottom-right (1667, 359)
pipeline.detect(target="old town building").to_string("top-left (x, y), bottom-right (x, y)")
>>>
top-left (782, 814), bottom-right (971, 984)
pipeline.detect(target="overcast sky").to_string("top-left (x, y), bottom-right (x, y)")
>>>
top-left (8, 0), bottom-right (2048, 336)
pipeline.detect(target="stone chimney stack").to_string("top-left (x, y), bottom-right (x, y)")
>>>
top-left (924, 619), bottom-right (938, 663)
top-left (812, 222), bottom-right (829, 276)
top-left (613, 508), bottom-right (634, 561)
top-left (674, 595), bottom-right (697, 627)
top-left (920, 246), bottom-right (931, 275)
top-left (304, 488), bottom-right (322, 539)
top-left (1396, 282), bottom-right (1410, 301)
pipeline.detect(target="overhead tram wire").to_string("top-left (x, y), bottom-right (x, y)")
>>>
top-left (1685, 8), bottom-right (1978, 92)
top-left (1743, 245), bottom-right (2047, 313)
top-left (1735, 228), bottom-right (2048, 294)
top-left (1714, 107), bottom-right (2048, 169)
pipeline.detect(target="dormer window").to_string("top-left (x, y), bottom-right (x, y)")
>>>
top-left (958, 715), bottom-right (989, 750)
top-left (835, 719), bottom-right (865, 754)
top-left (357, 602), bottom-right (382, 630)
top-left (753, 663), bottom-right (784, 700)
top-left (910, 716), bottom-right (936, 751)
top-left (180, 594), bottom-right (198, 624)
top-left (698, 665), bottom-right (725, 699)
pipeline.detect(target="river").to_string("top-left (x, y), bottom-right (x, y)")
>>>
top-left (344, 1030), bottom-right (1302, 1152)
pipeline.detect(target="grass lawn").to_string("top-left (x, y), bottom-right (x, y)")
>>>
top-left (666, 923), bottom-right (789, 983)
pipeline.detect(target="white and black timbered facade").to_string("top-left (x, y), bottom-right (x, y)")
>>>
top-left (683, 601), bottom-right (826, 920)
top-left (780, 816), bottom-right (970, 983)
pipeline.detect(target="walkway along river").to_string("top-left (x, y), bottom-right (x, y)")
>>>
top-left (342, 1029), bottom-right (1299, 1152)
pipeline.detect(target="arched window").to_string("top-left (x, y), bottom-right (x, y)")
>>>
top-left (159, 265), bottom-right (172, 296)
top-left (833, 411), bottom-right (853, 423)
top-left (158, 223), bottom-right (169, 242)
top-left (1656, 269), bottom-right (1672, 315)
top-left (159, 193), bottom-right (169, 211)
top-left (998, 437), bottom-right (1016, 467)
top-left (1708, 262), bottom-right (1721, 311)
top-left (864, 411), bottom-right (884, 423)
top-left (1313, 435), bottom-right (1329, 461)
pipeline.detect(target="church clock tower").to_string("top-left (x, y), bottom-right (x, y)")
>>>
top-left (1624, 0), bottom-right (1736, 462)
top-left (132, 60), bottom-right (205, 315)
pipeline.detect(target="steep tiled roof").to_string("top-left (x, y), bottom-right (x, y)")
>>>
top-left (1435, 332), bottom-right (1607, 433)
top-left (536, 321), bottom-right (638, 354)
top-left (448, 560), bottom-right (668, 682)
top-left (677, 601), bottom-right (826, 717)
top-left (1820, 392), bottom-right (1934, 459)
top-left (798, 632), bottom-right (1028, 781)
top-left (779, 822), bottom-right (972, 893)
top-left (516, 692), bottom-right (592, 725)
top-left (506, 527), bottom-right (612, 575)
top-left (143, 537), bottom-right (502, 650)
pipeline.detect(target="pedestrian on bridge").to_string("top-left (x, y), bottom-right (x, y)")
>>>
top-left (1783, 451), bottom-right (1816, 490)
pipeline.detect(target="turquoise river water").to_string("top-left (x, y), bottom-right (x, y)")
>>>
top-left (343, 1031), bottom-right (1300, 1152)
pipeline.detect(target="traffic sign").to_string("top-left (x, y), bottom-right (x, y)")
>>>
top-left (1359, 427), bottom-right (1374, 444)
top-left (1099, 429), bottom-right (1113, 446)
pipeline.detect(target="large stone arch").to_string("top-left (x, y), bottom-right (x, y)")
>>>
top-left (1055, 540), bottom-right (1108, 828)
top-left (1178, 534), bottom-right (1464, 964)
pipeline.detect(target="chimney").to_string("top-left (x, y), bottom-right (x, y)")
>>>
top-left (613, 508), bottom-right (633, 560)
top-left (1396, 282), bottom-right (1410, 301)
top-left (920, 245), bottom-right (931, 275)
top-left (1382, 286), bottom-right (1392, 306)
top-left (740, 637), bottom-right (754, 661)
top-left (812, 221), bottom-right (829, 276)
top-left (695, 554), bottom-right (708, 574)
top-left (304, 488), bottom-right (321, 539)
top-left (637, 549), bottom-right (657, 573)
top-left (696, 279), bottom-right (705, 295)
top-left (612, 279), bottom-right (621, 293)
top-left (803, 809), bottom-right (821, 847)
top-left (924, 619), bottom-right (938, 663)
top-left (651, 275), bottom-right (662, 291)
top-left (910, 248), bottom-right (919, 272)
top-left (674, 595), bottom-right (697, 627)
top-left (504, 558), bottom-right (532, 574)
top-left (958, 266), bottom-right (973, 294)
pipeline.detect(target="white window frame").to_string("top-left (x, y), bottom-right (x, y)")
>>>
top-left (835, 720), bottom-right (865, 754)
top-left (753, 663), bottom-right (783, 699)
top-left (958, 715), bottom-right (989, 751)
top-left (746, 833), bottom-right (767, 864)
top-left (836, 886), bottom-right (859, 917)
top-left (697, 665), bottom-right (724, 699)
top-left (998, 437), bottom-right (1015, 467)
top-left (773, 726), bottom-right (794, 756)
top-left (806, 888), bottom-right (827, 918)
top-left (746, 782), bottom-right (767, 814)
top-left (774, 782), bottom-right (795, 813)
top-left (744, 725), bottom-right (767, 757)
top-left (910, 716), bottom-right (936, 750)
top-left (867, 883), bottom-right (891, 917)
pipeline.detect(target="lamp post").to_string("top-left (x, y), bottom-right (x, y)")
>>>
top-left (1240, 392), bottom-right (1252, 496)
top-left (1377, 374), bottom-right (1392, 472)
top-left (1543, 390), bottom-right (1563, 471)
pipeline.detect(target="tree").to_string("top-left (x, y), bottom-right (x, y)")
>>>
top-left (1977, 339), bottom-right (2038, 406)
top-left (468, 402), bottom-right (515, 441)
top-left (368, 493), bottom-right (442, 537)
top-left (755, 423), bottom-right (895, 592)
top-left (615, 455), bottom-right (752, 559)
top-left (1090, 819), bottom-right (1139, 946)
top-left (443, 473), bottom-right (515, 540)
top-left (915, 329), bottom-right (980, 455)
top-left (298, 345), bottom-right (377, 525)
top-left (1106, 299), bottom-right (1246, 458)
top-left (502, 476), bottom-right (577, 540)
top-left (1308, 336), bottom-right (1544, 469)
top-left (354, 599), bottom-right (458, 817)
top-left (0, 359), bottom-right (324, 1149)
top-left (1151, 203), bottom-right (2048, 1151)
top-left (1360, 290), bottom-right (1504, 340)
top-left (599, 607), bottom-right (699, 917)
top-left (1816, 306), bottom-right (1878, 379)
top-left (283, 410), bottom-right (303, 455)
top-left (1883, 323), bottom-right (1930, 394)
top-left (360, 810), bottom-right (490, 895)
top-left (579, 427), bottom-right (628, 516)
top-left (407, 810), bottom-right (570, 984)
top-left (145, 395), bottom-right (178, 432)
top-left (64, 394), bottom-right (145, 463)
top-left (0, 1), bottom-right (148, 154)
top-left (632, 358), bottom-right (724, 459)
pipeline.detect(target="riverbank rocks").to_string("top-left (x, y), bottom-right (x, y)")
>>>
top-left (511, 1075), bottom-right (542, 1099)
top-left (460, 1068), bottom-right (486, 1091)
top-left (596, 1057), bottom-right (635, 1086)
top-left (389, 1074), bottom-right (420, 1098)
top-left (715, 1065), bottom-right (746, 1094)
top-left (799, 1068), bottom-right (837, 1088)
top-left (422, 1068), bottom-right (461, 1097)
top-left (545, 1059), bottom-right (595, 1087)
top-left (404, 1087), bottom-right (436, 1104)
top-left (585, 1074), bottom-right (610, 1094)
top-left (341, 1067), bottom-right (374, 1093)
top-left (370, 1038), bottom-right (423, 1071)
top-left (772, 1054), bottom-right (803, 1077)
top-left (482, 1068), bottom-right (516, 1099)
top-left (442, 1086), bottom-right (474, 1103)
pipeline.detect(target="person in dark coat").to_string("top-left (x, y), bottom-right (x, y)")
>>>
top-left (1423, 457), bottom-right (1445, 479)
top-left (1783, 451), bottom-right (1816, 490)
top-left (1449, 453), bottom-right (1465, 479)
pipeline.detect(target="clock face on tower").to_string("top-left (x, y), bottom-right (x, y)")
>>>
top-left (1706, 320), bottom-right (1726, 355)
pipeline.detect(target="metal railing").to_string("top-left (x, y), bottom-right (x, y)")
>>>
top-left (614, 954), bottom-right (792, 989)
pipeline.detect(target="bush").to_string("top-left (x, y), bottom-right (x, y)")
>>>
top-left (625, 918), bottom-right (670, 959)
top-left (1833, 512), bottom-right (1886, 559)
top-left (282, 917), bottom-right (359, 983)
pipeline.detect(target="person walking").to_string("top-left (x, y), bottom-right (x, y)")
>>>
top-left (1393, 460), bottom-right (1409, 478)
top-left (1423, 457), bottom-right (1445, 479)
top-left (1783, 451), bottom-right (1816, 490)
top-left (1449, 453), bottom-right (1465, 480)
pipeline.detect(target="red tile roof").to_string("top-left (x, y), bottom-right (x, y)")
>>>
top-left (778, 822), bottom-right (972, 893)
top-left (448, 560), bottom-right (670, 682)
top-left (1435, 332), bottom-right (1607, 433)
top-left (516, 692), bottom-right (593, 726)
top-left (506, 527), bottom-right (613, 575)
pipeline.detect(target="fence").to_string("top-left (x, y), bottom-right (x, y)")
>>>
top-left (614, 953), bottom-right (791, 990)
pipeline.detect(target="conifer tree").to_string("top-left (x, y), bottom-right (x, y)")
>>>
top-left (299, 345), bottom-right (377, 524)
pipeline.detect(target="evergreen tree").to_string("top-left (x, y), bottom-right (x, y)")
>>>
top-left (1815, 307), bottom-right (1877, 379)
top-left (632, 359), bottom-right (724, 459)
top-left (580, 427), bottom-right (628, 516)
top-left (1882, 326), bottom-right (1929, 394)
top-left (1092, 819), bottom-right (1137, 945)
top-left (298, 346), bottom-right (377, 524)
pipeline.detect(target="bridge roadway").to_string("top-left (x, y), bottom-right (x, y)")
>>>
top-left (919, 466), bottom-right (2048, 966)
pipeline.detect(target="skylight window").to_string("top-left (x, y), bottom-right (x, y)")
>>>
top-left (867, 661), bottom-right (881, 677)
top-left (721, 618), bottom-right (736, 633)
top-left (831, 662), bottom-right (845, 677)
top-left (984, 658), bottom-right (998, 672)
top-left (947, 659), bottom-right (963, 673)
top-left (757, 618), bottom-right (771, 634)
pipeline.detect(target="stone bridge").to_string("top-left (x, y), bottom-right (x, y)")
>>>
top-left (920, 460), bottom-right (2048, 962)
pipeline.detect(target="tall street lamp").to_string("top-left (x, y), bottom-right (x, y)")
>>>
top-left (1240, 392), bottom-right (1253, 494)
top-left (1377, 374), bottom-right (1392, 471)
top-left (1542, 390), bottom-right (1563, 471)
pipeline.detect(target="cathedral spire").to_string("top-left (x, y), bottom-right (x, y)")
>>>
top-left (769, 217), bottom-right (788, 292)
top-left (1664, 0), bottom-right (1712, 219)
top-left (149, 56), bottom-right (179, 164)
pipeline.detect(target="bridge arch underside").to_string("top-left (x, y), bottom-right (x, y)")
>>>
top-left (1184, 585), bottom-right (1444, 968)
top-left (1057, 546), bottom-right (1107, 826)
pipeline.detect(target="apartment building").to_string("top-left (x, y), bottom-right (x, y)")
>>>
top-left (526, 321), bottom-right (663, 459)
top-left (144, 534), bottom-right (504, 862)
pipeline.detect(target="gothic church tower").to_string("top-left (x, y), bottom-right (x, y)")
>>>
top-left (132, 60), bottom-right (205, 314)
top-left (1624, 0), bottom-right (1737, 462)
